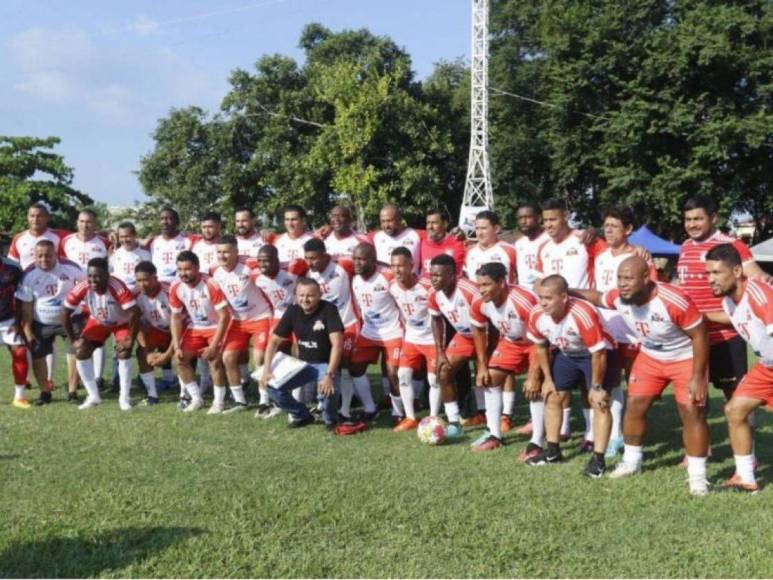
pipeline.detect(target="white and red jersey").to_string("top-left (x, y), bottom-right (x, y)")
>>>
top-left (527, 298), bottom-right (614, 355)
top-left (307, 258), bottom-right (358, 327)
top-left (388, 277), bottom-right (434, 345)
top-left (514, 231), bottom-right (549, 289)
top-left (678, 231), bottom-right (753, 344)
top-left (254, 269), bottom-right (298, 320)
top-left (236, 233), bottom-right (264, 260)
top-left (536, 232), bottom-right (603, 289)
top-left (15, 260), bottom-right (85, 325)
top-left (471, 286), bottom-right (537, 343)
top-left (109, 245), bottom-right (151, 292)
top-left (427, 278), bottom-right (480, 338)
top-left (323, 231), bottom-right (369, 259)
top-left (464, 242), bottom-right (517, 283)
top-left (8, 228), bottom-right (69, 270)
top-left (169, 274), bottom-right (228, 331)
top-left (274, 232), bottom-right (314, 266)
top-left (722, 280), bottom-right (773, 367)
top-left (60, 233), bottom-right (110, 271)
top-left (136, 283), bottom-right (173, 332)
top-left (352, 269), bottom-right (403, 341)
top-left (65, 276), bottom-right (136, 327)
top-left (191, 238), bottom-right (219, 273)
top-left (211, 261), bottom-right (272, 322)
top-left (602, 283), bottom-right (702, 362)
top-left (147, 233), bottom-right (194, 283)
top-left (371, 228), bottom-right (423, 271)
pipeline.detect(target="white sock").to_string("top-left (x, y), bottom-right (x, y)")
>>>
top-left (610, 387), bottom-right (624, 440)
top-left (14, 385), bottom-right (25, 400)
top-left (412, 378), bottom-right (424, 401)
top-left (686, 455), bottom-right (708, 483)
top-left (502, 390), bottom-right (516, 416)
top-left (583, 408), bottom-right (594, 441)
top-left (398, 367), bottom-right (415, 419)
top-left (140, 372), bottom-right (158, 398)
top-left (259, 386), bottom-right (270, 406)
top-left (474, 387), bottom-right (486, 413)
top-left (484, 387), bottom-right (503, 439)
top-left (230, 385), bottom-right (246, 405)
top-left (339, 369), bottom-right (353, 416)
top-left (76, 359), bottom-right (100, 400)
top-left (381, 376), bottom-right (391, 397)
top-left (444, 401), bottom-right (461, 424)
top-left (292, 387), bottom-right (303, 403)
top-left (213, 386), bottom-right (226, 406)
top-left (622, 444), bottom-right (643, 468)
top-left (163, 367), bottom-right (174, 381)
top-left (117, 358), bottom-right (133, 403)
top-left (429, 382), bottom-right (442, 417)
top-left (390, 393), bottom-right (405, 418)
top-left (529, 400), bottom-right (545, 446)
top-left (185, 382), bottom-right (201, 402)
top-left (734, 454), bottom-right (756, 485)
top-left (46, 352), bottom-right (55, 381)
top-left (239, 364), bottom-right (250, 383)
top-left (179, 379), bottom-right (188, 399)
top-left (561, 407), bottom-right (571, 436)
top-left (93, 346), bottom-right (105, 379)
top-left (353, 375), bottom-right (376, 413)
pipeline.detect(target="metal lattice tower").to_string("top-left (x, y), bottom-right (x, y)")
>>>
top-left (458, 0), bottom-right (493, 234)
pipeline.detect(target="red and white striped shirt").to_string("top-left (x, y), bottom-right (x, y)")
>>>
top-left (527, 298), bottom-right (613, 355)
top-left (169, 275), bottom-right (228, 331)
top-left (722, 280), bottom-right (773, 367)
top-left (65, 276), bottom-right (136, 327)
top-left (471, 286), bottom-right (537, 344)
top-left (427, 278), bottom-right (480, 338)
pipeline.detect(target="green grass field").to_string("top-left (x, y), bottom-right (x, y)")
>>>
top-left (1, 347), bottom-right (772, 578)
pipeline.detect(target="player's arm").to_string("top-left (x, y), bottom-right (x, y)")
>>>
top-left (121, 305), bottom-right (141, 355)
top-left (703, 310), bottom-right (731, 325)
top-left (684, 320), bottom-right (710, 406)
top-left (320, 331), bottom-right (343, 396)
top-left (201, 306), bottom-right (231, 362)
top-left (743, 260), bottom-right (773, 284)
top-left (567, 288), bottom-right (603, 306)
top-left (588, 348), bottom-right (609, 409)
top-left (170, 311), bottom-right (185, 361)
top-left (471, 324), bottom-right (490, 387)
top-left (534, 342), bottom-right (556, 397)
top-left (431, 314), bottom-right (448, 373)
top-left (61, 306), bottom-right (79, 344)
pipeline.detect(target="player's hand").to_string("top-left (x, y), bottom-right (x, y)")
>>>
top-left (200, 345), bottom-right (219, 362)
top-left (589, 388), bottom-right (610, 410)
top-left (577, 228), bottom-right (598, 245)
top-left (687, 374), bottom-right (708, 406)
top-left (476, 366), bottom-right (491, 388)
top-left (435, 353), bottom-right (450, 376)
top-left (259, 369), bottom-right (273, 389)
top-left (541, 378), bottom-right (557, 399)
top-left (259, 229), bottom-right (274, 243)
top-left (174, 347), bottom-right (185, 362)
top-left (316, 225), bottom-right (333, 238)
top-left (72, 338), bottom-right (85, 352)
top-left (752, 272), bottom-right (773, 285)
top-left (318, 375), bottom-right (334, 397)
top-left (449, 226), bottom-right (466, 241)
top-left (633, 246), bottom-right (652, 262)
top-left (522, 377), bottom-right (542, 401)
top-left (114, 339), bottom-right (132, 357)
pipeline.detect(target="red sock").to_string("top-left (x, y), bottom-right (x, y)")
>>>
top-left (11, 346), bottom-right (29, 385)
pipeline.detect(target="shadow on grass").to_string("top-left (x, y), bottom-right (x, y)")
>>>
top-left (0, 526), bottom-right (204, 578)
top-left (0, 454), bottom-right (19, 461)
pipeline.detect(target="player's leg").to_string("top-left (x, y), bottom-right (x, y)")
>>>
top-left (136, 345), bottom-right (160, 404)
top-left (436, 355), bottom-right (467, 440)
top-left (501, 374), bottom-right (516, 432)
top-left (348, 356), bottom-right (378, 420)
top-left (207, 353), bottom-right (229, 415)
top-left (113, 329), bottom-right (135, 411)
top-left (607, 344), bottom-right (636, 458)
top-left (675, 401), bottom-right (709, 495)
top-left (395, 342), bottom-right (420, 430)
top-left (30, 327), bottom-right (56, 405)
top-left (73, 337), bottom-right (100, 409)
top-left (724, 396), bottom-right (762, 492)
top-left (178, 330), bottom-right (208, 412)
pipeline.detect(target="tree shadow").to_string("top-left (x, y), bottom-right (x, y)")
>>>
top-left (0, 526), bottom-right (204, 578)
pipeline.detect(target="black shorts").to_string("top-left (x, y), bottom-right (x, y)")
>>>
top-left (30, 320), bottom-right (73, 359)
top-left (709, 335), bottom-right (748, 391)
top-left (550, 350), bottom-right (620, 392)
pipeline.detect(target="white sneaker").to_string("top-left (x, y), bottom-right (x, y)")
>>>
top-left (262, 404), bottom-right (283, 420)
top-left (689, 478), bottom-right (710, 497)
top-left (223, 403), bottom-right (247, 414)
top-left (608, 462), bottom-right (641, 479)
top-left (183, 398), bottom-right (204, 413)
top-left (119, 399), bottom-right (132, 412)
top-left (78, 397), bottom-right (102, 410)
top-left (207, 404), bottom-right (224, 415)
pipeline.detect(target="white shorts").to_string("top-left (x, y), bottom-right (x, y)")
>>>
top-left (0, 318), bottom-right (25, 347)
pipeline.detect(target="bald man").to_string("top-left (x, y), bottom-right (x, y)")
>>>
top-left (371, 205), bottom-right (423, 272)
top-left (572, 256), bottom-right (712, 496)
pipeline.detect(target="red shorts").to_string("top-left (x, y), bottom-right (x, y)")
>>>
top-left (489, 339), bottom-right (533, 374)
top-left (618, 342), bottom-right (640, 364)
top-left (628, 352), bottom-right (698, 405)
top-left (182, 328), bottom-right (217, 357)
top-left (446, 334), bottom-right (475, 359)
top-left (734, 363), bottom-right (773, 409)
top-left (81, 318), bottom-right (130, 345)
top-left (399, 342), bottom-right (437, 372)
top-left (143, 326), bottom-right (171, 351)
top-left (224, 318), bottom-right (270, 352)
top-left (343, 323), bottom-right (358, 358)
top-left (351, 335), bottom-right (402, 367)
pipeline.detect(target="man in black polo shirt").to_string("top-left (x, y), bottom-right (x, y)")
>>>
top-left (260, 277), bottom-right (343, 429)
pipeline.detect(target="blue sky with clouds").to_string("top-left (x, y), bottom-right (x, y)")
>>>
top-left (1, 0), bottom-right (470, 206)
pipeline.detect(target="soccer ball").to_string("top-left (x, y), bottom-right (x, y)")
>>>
top-left (417, 416), bottom-right (447, 446)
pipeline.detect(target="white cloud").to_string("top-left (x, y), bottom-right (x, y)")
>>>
top-left (128, 15), bottom-right (160, 36)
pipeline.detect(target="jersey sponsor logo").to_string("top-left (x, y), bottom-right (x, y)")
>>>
top-left (313, 320), bottom-right (325, 332)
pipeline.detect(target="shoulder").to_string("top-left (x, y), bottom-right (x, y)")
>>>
top-left (657, 283), bottom-right (692, 310)
top-left (746, 280), bottom-right (773, 305)
top-left (569, 298), bottom-right (600, 325)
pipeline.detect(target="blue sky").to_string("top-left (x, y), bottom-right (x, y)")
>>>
top-left (1, 0), bottom-right (470, 207)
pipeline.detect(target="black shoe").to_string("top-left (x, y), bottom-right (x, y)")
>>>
top-left (35, 391), bottom-right (53, 406)
top-left (67, 392), bottom-right (80, 404)
top-left (96, 378), bottom-right (107, 393)
top-left (310, 406), bottom-right (322, 418)
top-left (338, 413), bottom-right (353, 424)
top-left (526, 448), bottom-right (564, 467)
top-left (583, 454), bottom-right (606, 479)
top-left (360, 410), bottom-right (379, 422)
top-left (288, 416), bottom-right (315, 429)
top-left (325, 422), bottom-right (338, 432)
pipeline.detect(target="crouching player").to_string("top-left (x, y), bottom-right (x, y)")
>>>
top-left (62, 258), bottom-right (140, 410)
top-left (526, 275), bottom-right (618, 478)
top-left (471, 263), bottom-right (543, 459)
top-left (706, 244), bottom-right (773, 493)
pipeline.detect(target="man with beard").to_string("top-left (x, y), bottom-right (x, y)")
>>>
top-left (234, 208), bottom-right (264, 260)
top-left (418, 208), bottom-right (465, 277)
top-left (191, 211), bottom-right (223, 273)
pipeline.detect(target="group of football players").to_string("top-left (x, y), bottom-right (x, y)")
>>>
top-left (1, 195), bottom-right (770, 496)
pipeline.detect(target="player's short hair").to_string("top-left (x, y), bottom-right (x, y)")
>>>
top-left (476, 262), bottom-right (508, 283)
top-left (117, 221), bottom-right (136, 234)
top-left (234, 207), bottom-right (254, 218)
top-left (202, 211), bottom-right (222, 223)
top-left (296, 276), bottom-right (320, 290)
top-left (330, 205), bottom-right (352, 218)
top-left (541, 274), bottom-right (568, 294)
top-left (475, 210), bottom-right (500, 226)
top-left (78, 208), bottom-right (97, 220)
top-left (258, 244), bottom-right (278, 258)
top-left (303, 238), bottom-right (326, 254)
top-left (390, 246), bottom-right (413, 260)
top-left (35, 239), bottom-right (55, 250)
top-left (176, 250), bottom-right (199, 266)
top-left (160, 207), bottom-right (180, 224)
top-left (683, 194), bottom-right (717, 215)
top-left (218, 234), bottom-right (237, 247)
top-left (516, 201), bottom-right (542, 214)
top-left (283, 204), bottom-right (307, 219)
top-left (430, 253), bottom-right (456, 272)
top-left (135, 261), bottom-right (157, 276)
top-left (426, 208), bottom-right (449, 222)
top-left (602, 206), bottom-right (636, 229)
top-left (87, 257), bottom-right (109, 272)
top-left (705, 243), bottom-right (742, 267)
top-left (28, 202), bottom-right (50, 214)
top-left (541, 198), bottom-right (567, 212)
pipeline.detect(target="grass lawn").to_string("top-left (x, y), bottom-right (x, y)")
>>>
top-left (1, 346), bottom-right (772, 578)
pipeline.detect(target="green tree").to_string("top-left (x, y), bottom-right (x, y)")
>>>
top-left (0, 136), bottom-right (92, 234)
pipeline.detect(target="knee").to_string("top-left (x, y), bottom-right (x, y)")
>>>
top-left (724, 400), bottom-right (747, 424)
top-left (397, 367), bottom-right (413, 388)
top-left (222, 351), bottom-right (239, 367)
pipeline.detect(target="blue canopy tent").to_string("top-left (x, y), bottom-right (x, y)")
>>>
top-left (628, 226), bottom-right (681, 256)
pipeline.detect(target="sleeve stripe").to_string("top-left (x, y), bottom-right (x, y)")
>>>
top-left (682, 317), bottom-right (703, 331)
top-left (659, 286), bottom-right (689, 311)
top-left (747, 282), bottom-right (768, 306)
top-left (570, 302), bottom-right (594, 329)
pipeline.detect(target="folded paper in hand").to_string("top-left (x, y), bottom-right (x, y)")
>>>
top-left (251, 352), bottom-right (309, 388)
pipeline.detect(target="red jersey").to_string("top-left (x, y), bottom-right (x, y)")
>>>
top-left (419, 234), bottom-right (465, 277)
